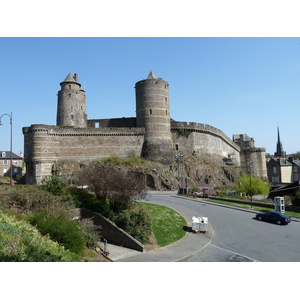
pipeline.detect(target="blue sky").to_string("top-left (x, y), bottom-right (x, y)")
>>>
top-left (1, 37), bottom-right (299, 155)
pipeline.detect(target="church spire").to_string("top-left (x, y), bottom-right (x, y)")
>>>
top-left (274, 126), bottom-right (285, 157)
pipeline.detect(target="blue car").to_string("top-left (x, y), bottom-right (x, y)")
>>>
top-left (256, 211), bottom-right (291, 225)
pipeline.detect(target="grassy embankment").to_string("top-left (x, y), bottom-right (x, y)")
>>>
top-left (138, 202), bottom-right (187, 247)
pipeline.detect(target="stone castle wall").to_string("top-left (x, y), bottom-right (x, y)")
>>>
top-left (23, 120), bottom-right (245, 184)
top-left (23, 124), bottom-right (145, 184)
top-left (171, 121), bottom-right (241, 165)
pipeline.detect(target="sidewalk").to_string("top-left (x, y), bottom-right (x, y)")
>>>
top-left (112, 229), bottom-right (212, 262)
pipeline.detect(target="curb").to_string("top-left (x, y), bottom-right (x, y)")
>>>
top-left (173, 195), bottom-right (300, 222)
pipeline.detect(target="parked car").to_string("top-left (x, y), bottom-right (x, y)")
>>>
top-left (256, 211), bottom-right (291, 225)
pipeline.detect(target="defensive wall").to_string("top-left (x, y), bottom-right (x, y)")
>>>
top-left (23, 119), bottom-right (246, 184)
top-left (23, 124), bottom-right (145, 184)
top-left (171, 120), bottom-right (241, 165)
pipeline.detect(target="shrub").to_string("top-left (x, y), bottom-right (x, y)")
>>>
top-left (42, 175), bottom-right (67, 196)
top-left (0, 185), bottom-right (73, 215)
top-left (67, 186), bottom-right (113, 218)
top-left (292, 192), bottom-right (300, 207)
top-left (27, 211), bottom-right (86, 254)
top-left (115, 205), bottom-right (152, 244)
top-left (79, 218), bottom-right (101, 248)
top-left (0, 210), bottom-right (80, 262)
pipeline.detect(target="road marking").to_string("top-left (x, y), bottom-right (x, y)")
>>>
top-left (210, 244), bottom-right (260, 262)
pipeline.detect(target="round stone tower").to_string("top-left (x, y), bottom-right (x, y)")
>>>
top-left (56, 72), bottom-right (87, 128)
top-left (135, 70), bottom-right (174, 164)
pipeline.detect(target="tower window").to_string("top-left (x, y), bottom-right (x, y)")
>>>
top-left (68, 93), bottom-right (71, 97)
top-left (149, 109), bottom-right (152, 114)
top-left (175, 144), bottom-right (179, 150)
top-left (166, 110), bottom-right (168, 115)
top-left (71, 115), bottom-right (74, 120)
top-left (69, 85), bottom-right (71, 89)
top-left (165, 97), bottom-right (168, 102)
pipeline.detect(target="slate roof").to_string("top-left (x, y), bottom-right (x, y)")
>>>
top-left (0, 151), bottom-right (23, 159)
top-left (147, 70), bottom-right (157, 79)
top-left (63, 72), bottom-right (76, 82)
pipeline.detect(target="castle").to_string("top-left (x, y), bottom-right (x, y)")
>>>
top-left (23, 71), bottom-right (267, 184)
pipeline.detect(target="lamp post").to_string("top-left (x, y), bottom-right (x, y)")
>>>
top-left (0, 112), bottom-right (13, 185)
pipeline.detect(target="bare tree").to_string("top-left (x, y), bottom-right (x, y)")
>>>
top-left (75, 163), bottom-right (146, 212)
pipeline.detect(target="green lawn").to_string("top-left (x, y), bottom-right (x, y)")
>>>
top-left (138, 202), bottom-right (187, 247)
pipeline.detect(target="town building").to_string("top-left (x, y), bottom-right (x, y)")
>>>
top-left (267, 127), bottom-right (300, 185)
top-left (0, 151), bottom-right (23, 177)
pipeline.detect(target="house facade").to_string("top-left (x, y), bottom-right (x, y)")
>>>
top-left (0, 151), bottom-right (23, 177)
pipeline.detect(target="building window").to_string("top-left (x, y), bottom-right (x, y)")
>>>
top-left (165, 97), bottom-right (168, 102)
top-left (2, 152), bottom-right (6, 157)
top-left (3, 160), bottom-right (8, 165)
top-left (149, 109), bottom-right (152, 114)
top-left (175, 144), bottom-right (179, 150)
top-left (95, 122), bottom-right (100, 128)
top-left (273, 167), bottom-right (277, 174)
top-left (69, 85), bottom-right (71, 89)
top-left (71, 115), bottom-right (74, 120)
top-left (13, 160), bottom-right (18, 165)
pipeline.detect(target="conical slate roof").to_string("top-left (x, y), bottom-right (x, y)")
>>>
top-left (62, 72), bottom-right (76, 83)
top-left (147, 70), bottom-right (157, 79)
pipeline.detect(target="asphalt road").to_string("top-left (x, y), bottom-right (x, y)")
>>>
top-left (146, 191), bottom-right (300, 262)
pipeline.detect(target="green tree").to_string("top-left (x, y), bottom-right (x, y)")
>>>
top-left (235, 175), bottom-right (270, 196)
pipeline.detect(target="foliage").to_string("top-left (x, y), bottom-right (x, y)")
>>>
top-left (42, 175), bottom-right (68, 196)
top-left (78, 218), bottom-right (101, 248)
top-left (0, 210), bottom-right (80, 262)
top-left (0, 185), bottom-right (73, 215)
top-left (101, 154), bottom-right (148, 166)
top-left (235, 175), bottom-right (270, 196)
top-left (27, 211), bottom-right (86, 254)
top-left (138, 202), bottom-right (186, 247)
top-left (75, 162), bottom-right (147, 212)
top-left (178, 129), bottom-right (191, 138)
top-left (115, 204), bottom-right (152, 244)
top-left (292, 192), bottom-right (300, 207)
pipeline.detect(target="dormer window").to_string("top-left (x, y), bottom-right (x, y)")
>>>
top-left (2, 152), bottom-right (6, 158)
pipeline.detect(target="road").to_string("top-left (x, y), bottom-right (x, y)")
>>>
top-left (146, 191), bottom-right (300, 262)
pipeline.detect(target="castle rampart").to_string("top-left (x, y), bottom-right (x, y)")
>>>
top-left (23, 124), bottom-right (145, 184)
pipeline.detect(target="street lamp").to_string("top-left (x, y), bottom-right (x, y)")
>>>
top-left (0, 112), bottom-right (13, 185)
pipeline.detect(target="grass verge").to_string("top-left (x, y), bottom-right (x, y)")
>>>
top-left (202, 198), bottom-right (300, 218)
top-left (137, 202), bottom-right (187, 247)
